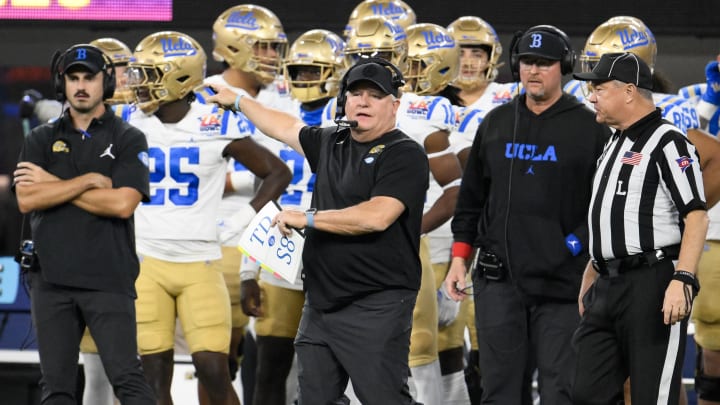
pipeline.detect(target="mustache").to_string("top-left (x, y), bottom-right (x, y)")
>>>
top-left (74, 91), bottom-right (89, 97)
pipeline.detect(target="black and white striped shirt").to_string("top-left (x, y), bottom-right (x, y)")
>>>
top-left (589, 109), bottom-right (706, 261)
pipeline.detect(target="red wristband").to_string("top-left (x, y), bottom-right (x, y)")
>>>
top-left (451, 242), bottom-right (472, 260)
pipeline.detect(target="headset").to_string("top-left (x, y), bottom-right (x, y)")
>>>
top-left (334, 57), bottom-right (405, 119)
top-left (508, 25), bottom-right (575, 81)
top-left (51, 44), bottom-right (116, 102)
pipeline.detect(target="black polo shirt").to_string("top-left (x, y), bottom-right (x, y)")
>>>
top-left (18, 107), bottom-right (150, 297)
top-left (299, 126), bottom-right (429, 311)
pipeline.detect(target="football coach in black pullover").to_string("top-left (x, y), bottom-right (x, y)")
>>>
top-left (443, 25), bottom-right (611, 404)
top-left (572, 52), bottom-right (708, 404)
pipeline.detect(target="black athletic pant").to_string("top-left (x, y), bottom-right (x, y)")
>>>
top-left (572, 261), bottom-right (687, 404)
top-left (28, 272), bottom-right (155, 405)
top-left (472, 276), bottom-right (578, 405)
top-left (294, 288), bottom-right (417, 405)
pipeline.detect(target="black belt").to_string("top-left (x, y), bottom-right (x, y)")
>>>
top-left (592, 244), bottom-right (680, 277)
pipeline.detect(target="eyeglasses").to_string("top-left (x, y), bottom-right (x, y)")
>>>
top-left (518, 58), bottom-right (556, 72)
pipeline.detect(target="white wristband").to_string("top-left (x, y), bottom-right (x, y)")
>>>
top-left (229, 170), bottom-right (256, 194)
top-left (234, 94), bottom-right (245, 113)
top-left (240, 270), bottom-right (259, 281)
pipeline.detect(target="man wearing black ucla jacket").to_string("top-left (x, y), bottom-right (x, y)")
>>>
top-left (444, 25), bottom-right (611, 404)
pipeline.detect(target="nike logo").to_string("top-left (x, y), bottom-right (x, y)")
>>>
top-left (100, 144), bottom-right (115, 159)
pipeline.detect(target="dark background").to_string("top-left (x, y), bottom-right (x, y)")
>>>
top-left (1, 0), bottom-right (719, 82)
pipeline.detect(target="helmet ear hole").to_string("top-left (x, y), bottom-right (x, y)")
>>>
top-left (404, 23), bottom-right (459, 96)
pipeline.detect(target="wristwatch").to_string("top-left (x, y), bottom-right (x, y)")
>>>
top-left (305, 208), bottom-right (317, 228)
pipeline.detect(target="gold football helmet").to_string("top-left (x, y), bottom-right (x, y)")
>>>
top-left (344, 15), bottom-right (408, 73)
top-left (344, 0), bottom-right (416, 39)
top-left (447, 16), bottom-right (502, 88)
top-left (284, 29), bottom-right (348, 103)
top-left (128, 31), bottom-right (206, 114)
top-left (212, 4), bottom-right (288, 85)
top-left (404, 23), bottom-right (460, 95)
top-left (580, 16), bottom-right (657, 73)
top-left (90, 37), bottom-right (134, 105)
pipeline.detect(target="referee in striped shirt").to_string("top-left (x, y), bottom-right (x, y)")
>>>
top-left (571, 53), bottom-right (709, 404)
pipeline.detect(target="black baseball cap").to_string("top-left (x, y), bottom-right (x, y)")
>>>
top-left (573, 52), bottom-right (653, 90)
top-left (516, 27), bottom-right (568, 61)
top-left (346, 61), bottom-right (400, 97)
top-left (61, 44), bottom-right (109, 74)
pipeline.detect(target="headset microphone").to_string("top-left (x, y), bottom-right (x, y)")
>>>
top-left (334, 118), bottom-right (359, 128)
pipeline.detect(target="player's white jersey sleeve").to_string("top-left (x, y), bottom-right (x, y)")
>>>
top-left (125, 102), bottom-right (248, 261)
top-left (258, 76), bottom-right (295, 113)
top-left (396, 93), bottom-right (454, 145)
top-left (451, 106), bottom-right (483, 154)
top-left (563, 79), bottom-right (587, 103)
top-left (395, 93), bottom-right (455, 264)
top-left (678, 83), bottom-right (720, 135)
top-left (564, 79), bottom-right (597, 112)
top-left (653, 93), bottom-right (700, 134)
top-left (471, 81), bottom-right (522, 109)
top-left (679, 83), bottom-right (706, 103)
top-left (450, 82), bottom-right (520, 153)
top-left (321, 97), bottom-right (338, 127)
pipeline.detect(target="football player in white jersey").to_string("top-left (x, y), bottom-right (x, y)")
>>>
top-left (198, 5), bottom-right (293, 403)
top-left (447, 16), bottom-right (522, 168)
top-left (677, 60), bottom-right (720, 208)
top-left (122, 31), bottom-right (290, 405)
top-left (679, 58), bottom-right (720, 136)
top-left (396, 22), bottom-right (465, 405)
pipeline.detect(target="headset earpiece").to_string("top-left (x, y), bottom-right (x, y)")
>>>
top-left (52, 44), bottom-right (116, 102)
top-left (51, 50), bottom-right (64, 101)
top-left (101, 52), bottom-right (117, 100)
top-left (508, 30), bottom-right (524, 82)
top-left (335, 57), bottom-right (405, 119)
top-left (508, 25), bottom-right (575, 81)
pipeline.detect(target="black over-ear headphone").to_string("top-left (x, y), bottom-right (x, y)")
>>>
top-left (508, 25), bottom-right (575, 81)
top-left (52, 44), bottom-right (116, 102)
top-left (335, 57), bottom-right (405, 119)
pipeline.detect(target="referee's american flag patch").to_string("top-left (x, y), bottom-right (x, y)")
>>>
top-left (621, 151), bottom-right (643, 165)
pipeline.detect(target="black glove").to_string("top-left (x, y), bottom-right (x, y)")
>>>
top-left (19, 89), bottom-right (43, 119)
